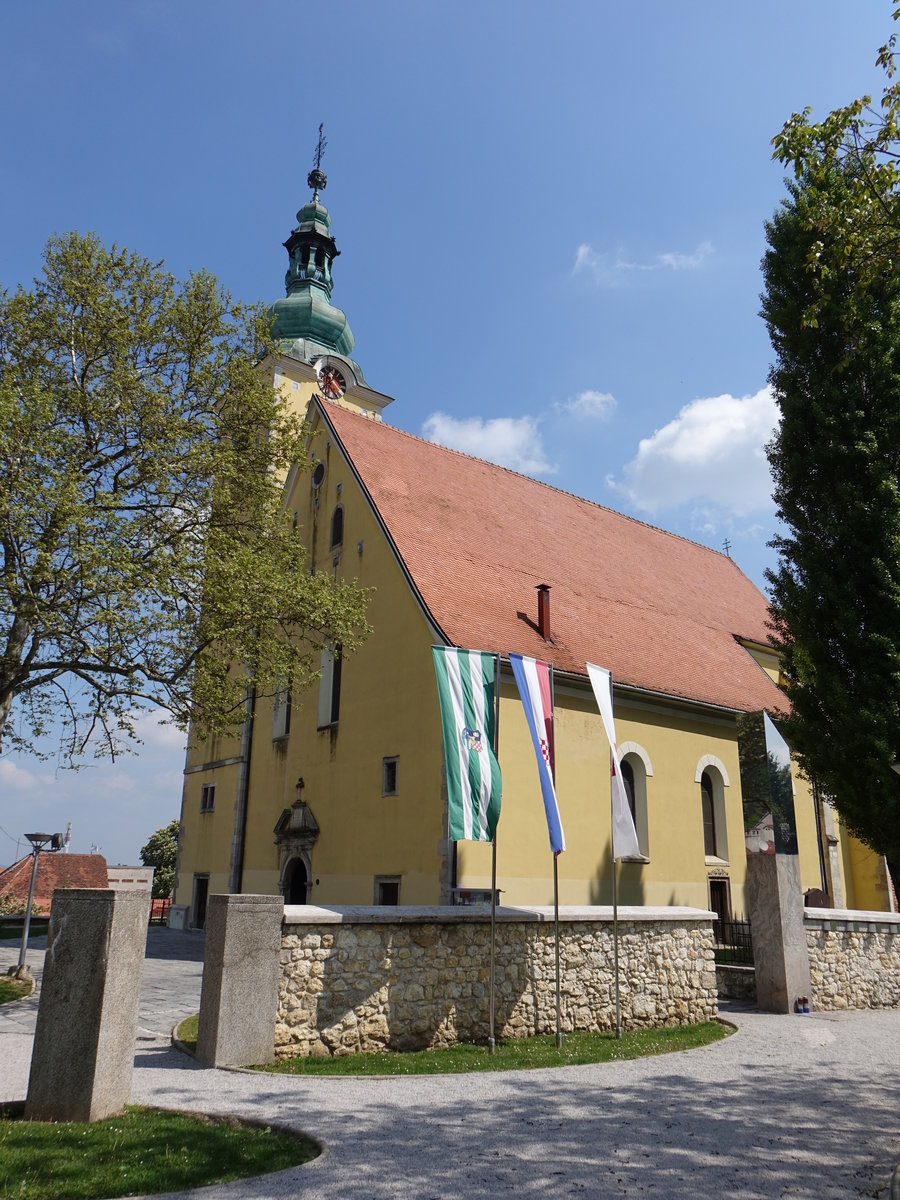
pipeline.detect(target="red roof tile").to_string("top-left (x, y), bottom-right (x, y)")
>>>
top-left (0, 854), bottom-right (108, 913)
top-left (318, 401), bottom-right (785, 715)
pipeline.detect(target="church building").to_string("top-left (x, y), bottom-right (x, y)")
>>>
top-left (171, 163), bottom-right (896, 929)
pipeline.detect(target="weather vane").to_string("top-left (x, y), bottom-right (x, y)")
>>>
top-left (308, 123), bottom-right (327, 200)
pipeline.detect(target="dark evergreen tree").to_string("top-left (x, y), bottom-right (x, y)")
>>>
top-left (762, 166), bottom-right (900, 890)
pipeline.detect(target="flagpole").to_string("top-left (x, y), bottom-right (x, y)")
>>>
top-left (550, 665), bottom-right (562, 1049)
top-left (607, 663), bottom-right (623, 1041)
top-left (489, 652), bottom-right (500, 1055)
top-left (610, 745), bottom-right (622, 1040)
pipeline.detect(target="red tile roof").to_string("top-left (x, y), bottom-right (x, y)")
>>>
top-left (318, 400), bottom-right (785, 715)
top-left (0, 853), bottom-right (108, 913)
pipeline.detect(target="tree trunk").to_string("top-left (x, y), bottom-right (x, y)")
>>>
top-left (0, 685), bottom-right (14, 745)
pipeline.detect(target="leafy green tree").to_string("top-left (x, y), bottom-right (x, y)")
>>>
top-left (772, 10), bottom-right (900, 332)
top-left (140, 819), bottom-right (180, 899)
top-left (0, 233), bottom-right (369, 761)
top-left (762, 158), bottom-right (900, 889)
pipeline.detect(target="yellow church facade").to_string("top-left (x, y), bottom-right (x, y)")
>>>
top-left (171, 176), bottom-right (896, 929)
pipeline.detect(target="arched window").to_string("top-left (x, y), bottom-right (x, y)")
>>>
top-left (620, 749), bottom-right (651, 859)
top-left (330, 505), bottom-right (344, 549)
top-left (699, 765), bottom-right (729, 861)
top-left (701, 771), bottom-right (717, 857)
top-left (621, 759), bottom-right (636, 824)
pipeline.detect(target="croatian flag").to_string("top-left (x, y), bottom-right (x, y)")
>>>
top-left (510, 653), bottom-right (566, 855)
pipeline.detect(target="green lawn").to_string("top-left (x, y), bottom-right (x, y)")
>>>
top-left (176, 1014), bottom-right (729, 1075)
top-left (0, 976), bottom-right (32, 1005)
top-left (0, 1104), bottom-right (319, 1200)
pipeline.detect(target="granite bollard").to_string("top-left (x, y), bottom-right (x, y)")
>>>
top-left (196, 893), bottom-right (283, 1067)
top-left (25, 888), bottom-right (150, 1122)
top-left (747, 853), bottom-right (812, 1013)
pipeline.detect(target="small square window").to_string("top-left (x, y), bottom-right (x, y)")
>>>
top-left (200, 783), bottom-right (216, 813)
top-left (374, 876), bottom-right (400, 905)
top-left (382, 756), bottom-right (398, 796)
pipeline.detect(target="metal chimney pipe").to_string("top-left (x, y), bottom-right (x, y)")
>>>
top-left (536, 583), bottom-right (551, 641)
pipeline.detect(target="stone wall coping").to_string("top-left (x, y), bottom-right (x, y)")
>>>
top-left (44, 888), bottom-right (149, 903)
top-left (282, 903), bottom-right (715, 926)
top-left (804, 906), bottom-right (900, 930)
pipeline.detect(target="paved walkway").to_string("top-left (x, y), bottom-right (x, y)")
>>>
top-left (2, 929), bottom-right (898, 1199)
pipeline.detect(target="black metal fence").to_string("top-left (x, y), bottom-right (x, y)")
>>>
top-left (713, 914), bottom-right (754, 966)
top-left (148, 898), bottom-right (171, 926)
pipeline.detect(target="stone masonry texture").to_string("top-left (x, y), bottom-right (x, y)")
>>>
top-left (806, 914), bottom-right (900, 1010)
top-left (275, 906), bottom-right (718, 1058)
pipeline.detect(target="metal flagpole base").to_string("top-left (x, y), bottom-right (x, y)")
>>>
top-left (488, 1037), bottom-right (496, 1054)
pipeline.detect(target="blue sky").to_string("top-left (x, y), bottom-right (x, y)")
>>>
top-left (0, 2), bottom-right (891, 865)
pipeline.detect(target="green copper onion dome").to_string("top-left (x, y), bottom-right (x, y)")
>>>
top-left (268, 135), bottom-right (364, 380)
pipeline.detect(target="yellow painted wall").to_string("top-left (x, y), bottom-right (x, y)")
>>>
top-left (740, 640), bottom-right (783, 686)
top-left (174, 749), bottom-right (241, 907)
top-left (460, 689), bottom-right (747, 911)
top-left (790, 772), bottom-right (830, 896)
top-left (237, 413), bottom-right (446, 904)
top-left (844, 832), bottom-right (894, 911)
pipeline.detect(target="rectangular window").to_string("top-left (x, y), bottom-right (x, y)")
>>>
top-left (374, 876), bottom-right (401, 905)
top-left (317, 643), bottom-right (343, 728)
top-left (272, 679), bottom-right (291, 740)
top-left (200, 783), bottom-right (216, 813)
top-left (382, 756), bottom-right (399, 796)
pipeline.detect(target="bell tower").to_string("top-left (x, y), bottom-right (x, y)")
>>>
top-left (268, 125), bottom-right (365, 383)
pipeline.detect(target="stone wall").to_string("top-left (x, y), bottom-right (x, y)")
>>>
top-left (277, 905), bottom-right (717, 1058)
top-left (805, 908), bottom-right (900, 1011)
top-left (715, 964), bottom-right (757, 1004)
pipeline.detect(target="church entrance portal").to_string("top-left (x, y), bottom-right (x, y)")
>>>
top-left (286, 857), bottom-right (309, 905)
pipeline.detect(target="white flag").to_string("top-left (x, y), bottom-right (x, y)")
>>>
top-left (586, 663), bottom-right (641, 860)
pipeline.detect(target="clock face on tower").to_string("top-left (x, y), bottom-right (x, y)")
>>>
top-left (316, 360), bottom-right (347, 401)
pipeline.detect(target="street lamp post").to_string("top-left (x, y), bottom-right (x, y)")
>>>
top-left (16, 832), bottom-right (63, 974)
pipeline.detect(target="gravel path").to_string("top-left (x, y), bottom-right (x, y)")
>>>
top-left (2, 928), bottom-right (898, 1198)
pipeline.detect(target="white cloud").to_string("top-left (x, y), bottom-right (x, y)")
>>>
top-left (658, 243), bottom-right (714, 270)
top-left (0, 758), bottom-right (40, 794)
top-left (574, 240), bottom-right (713, 283)
top-left (422, 412), bottom-right (556, 475)
top-left (556, 389), bottom-right (617, 420)
top-left (608, 387), bottom-right (778, 519)
top-left (130, 709), bottom-right (187, 753)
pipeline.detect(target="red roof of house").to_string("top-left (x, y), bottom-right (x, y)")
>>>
top-left (319, 400), bottom-right (785, 715)
top-left (0, 853), bottom-right (108, 913)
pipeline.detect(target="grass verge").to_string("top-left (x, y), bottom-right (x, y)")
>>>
top-left (0, 1103), bottom-right (319, 1200)
top-left (0, 976), bottom-right (32, 1005)
top-left (249, 1020), bottom-right (729, 1076)
top-left (175, 1012), bottom-right (199, 1052)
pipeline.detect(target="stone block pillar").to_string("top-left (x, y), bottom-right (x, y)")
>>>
top-left (196, 893), bottom-right (283, 1067)
top-left (746, 854), bottom-right (811, 1013)
top-left (26, 888), bottom-right (150, 1122)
